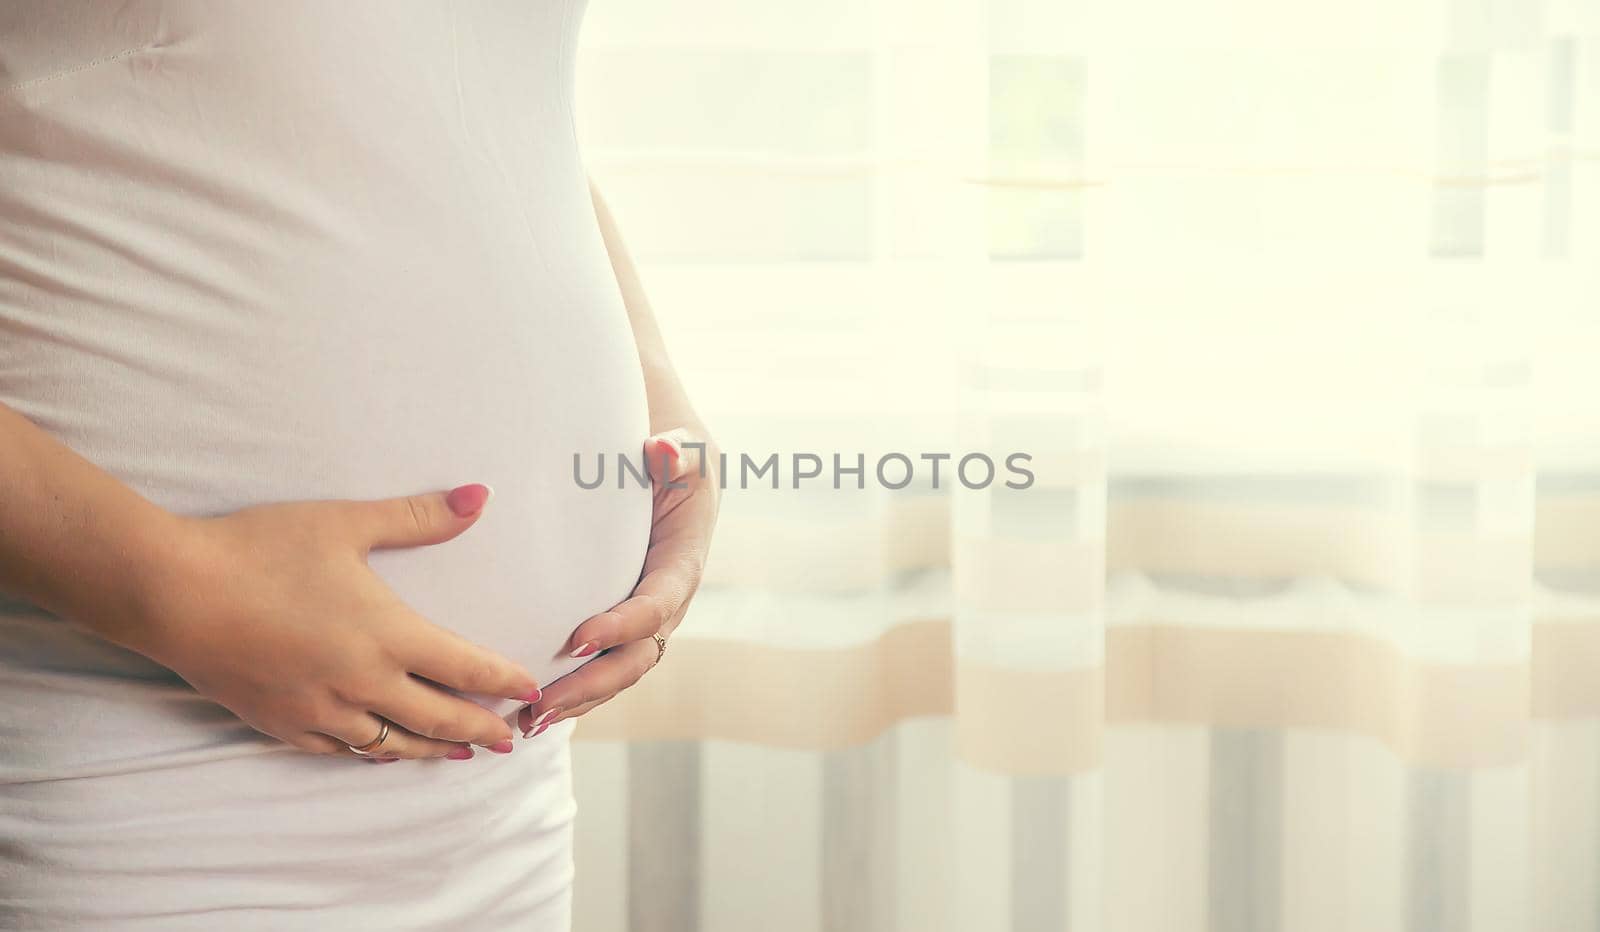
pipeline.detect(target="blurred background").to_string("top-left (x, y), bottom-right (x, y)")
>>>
top-left (564, 1), bottom-right (1600, 930)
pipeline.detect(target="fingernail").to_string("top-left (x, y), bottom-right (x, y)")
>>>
top-left (529, 709), bottom-right (562, 736)
top-left (488, 739), bottom-right (515, 754)
top-left (569, 641), bottom-right (599, 659)
top-left (652, 435), bottom-right (681, 459)
top-left (446, 747), bottom-right (474, 761)
top-left (446, 483), bottom-right (492, 518)
top-left (514, 686), bottom-right (542, 704)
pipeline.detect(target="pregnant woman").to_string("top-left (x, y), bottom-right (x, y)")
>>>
top-left (0, 2), bottom-right (718, 928)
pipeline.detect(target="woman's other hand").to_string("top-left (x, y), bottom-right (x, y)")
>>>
top-left (518, 426), bottom-right (720, 738)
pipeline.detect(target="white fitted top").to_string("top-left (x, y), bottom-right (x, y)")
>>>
top-left (0, 2), bottom-right (650, 926)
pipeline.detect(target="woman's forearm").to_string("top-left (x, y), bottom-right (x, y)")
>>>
top-left (589, 177), bottom-right (702, 434)
top-left (0, 402), bottom-right (189, 648)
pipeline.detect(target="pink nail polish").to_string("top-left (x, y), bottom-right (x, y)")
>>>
top-left (446, 747), bottom-right (474, 761)
top-left (529, 709), bottom-right (562, 736)
top-left (515, 686), bottom-right (542, 704)
top-left (446, 483), bottom-right (492, 518)
top-left (570, 641), bottom-right (599, 659)
top-left (654, 436), bottom-right (681, 459)
top-left (488, 739), bottom-right (514, 754)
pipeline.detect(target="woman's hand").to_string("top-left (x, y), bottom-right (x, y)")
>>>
top-left (134, 484), bottom-right (541, 762)
top-left (517, 427), bottom-right (720, 737)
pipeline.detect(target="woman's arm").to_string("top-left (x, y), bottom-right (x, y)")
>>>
top-left (518, 178), bottom-right (722, 736)
top-left (588, 178), bottom-right (703, 434)
top-left (0, 400), bottom-right (538, 759)
top-left (0, 401), bottom-right (192, 647)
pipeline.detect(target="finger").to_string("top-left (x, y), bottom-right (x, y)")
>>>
top-left (321, 711), bottom-right (474, 761)
top-left (394, 615), bottom-right (541, 703)
top-left (518, 700), bottom-right (584, 738)
top-left (643, 429), bottom-right (697, 483)
top-left (520, 639), bottom-right (656, 736)
top-left (566, 558), bottom-right (696, 658)
top-left (370, 677), bottom-right (517, 749)
top-left (294, 735), bottom-right (406, 764)
top-left (295, 733), bottom-right (397, 764)
top-left (284, 731), bottom-right (352, 756)
top-left (565, 590), bottom-right (670, 659)
top-left (353, 483), bottom-right (493, 552)
top-left (517, 696), bottom-right (606, 738)
top-left (560, 697), bottom-right (607, 722)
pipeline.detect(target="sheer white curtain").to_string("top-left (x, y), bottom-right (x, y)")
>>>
top-left (568, 1), bottom-right (1600, 930)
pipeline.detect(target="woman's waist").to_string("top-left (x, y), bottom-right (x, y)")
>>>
top-left (0, 623), bottom-right (273, 785)
top-left (0, 711), bottom-right (576, 932)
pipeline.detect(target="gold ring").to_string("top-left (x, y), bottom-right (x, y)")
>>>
top-left (347, 719), bottom-right (391, 756)
top-left (651, 632), bottom-right (667, 665)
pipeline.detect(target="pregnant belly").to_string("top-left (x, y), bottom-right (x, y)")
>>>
top-left (0, 252), bottom-right (653, 778)
top-left (2, 282), bottom-right (655, 718)
top-left (0, 163), bottom-right (655, 723)
top-left (0, 0), bottom-right (654, 721)
top-left (179, 250), bottom-right (654, 709)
